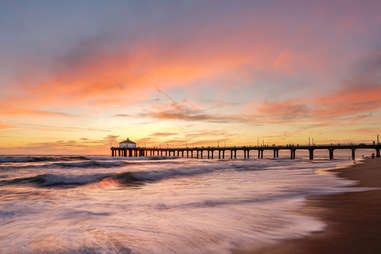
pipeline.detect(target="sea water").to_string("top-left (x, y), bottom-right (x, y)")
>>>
top-left (0, 150), bottom-right (374, 253)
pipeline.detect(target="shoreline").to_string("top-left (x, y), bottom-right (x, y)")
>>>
top-left (235, 158), bottom-right (381, 254)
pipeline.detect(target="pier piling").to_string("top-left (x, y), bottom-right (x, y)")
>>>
top-left (290, 149), bottom-right (296, 160)
top-left (329, 148), bottom-right (334, 160)
top-left (309, 149), bottom-right (314, 160)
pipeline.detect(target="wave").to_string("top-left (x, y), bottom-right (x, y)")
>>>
top-left (0, 156), bottom-right (89, 163)
top-left (0, 170), bottom-right (152, 188)
top-left (0, 160), bottom-right (129, 171)
top-left (50, 160), bottom-right (128, 168)
top-left (0, 173), bottom-right (112, 187)
top-left (0, 162), bottom-right (256, 188)
top-left (0, 159), bottom-right (347, 188)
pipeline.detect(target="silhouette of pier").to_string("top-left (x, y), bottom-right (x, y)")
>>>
top-left (111, 143), bottom-right (381, 160)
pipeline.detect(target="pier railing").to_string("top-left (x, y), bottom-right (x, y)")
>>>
top-left (111, 143), bottom-right (381, 160)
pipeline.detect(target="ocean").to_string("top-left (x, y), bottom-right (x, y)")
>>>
top-left (0, 150), bottom-right (374, 254)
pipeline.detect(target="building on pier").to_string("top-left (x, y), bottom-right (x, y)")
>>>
top-left (119, 138), bottom-right (136, 148)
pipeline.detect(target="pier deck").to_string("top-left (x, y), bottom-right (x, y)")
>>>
top-left (111, 143), bottom-right (381, 160)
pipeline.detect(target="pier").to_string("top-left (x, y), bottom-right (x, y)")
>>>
top-left (111, 143), bottom-right (381, 160)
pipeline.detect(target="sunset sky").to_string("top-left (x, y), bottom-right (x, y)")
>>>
top-left (1, 0), bottom-right (381, 154)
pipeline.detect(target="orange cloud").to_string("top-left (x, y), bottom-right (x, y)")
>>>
top-left (246, 84), bottom-right (381, 126)
top-left (351, 128), bottom-right (381, 134)
top-left (2, 25), bottom-right (328, 118)
top-left (256, 100), bottom-right (310, 119)
top-left (315, 85), bottom-right (381, 104)
top-left (131, 128), bottom-right (237, 148)
top-left (313, 85), bottom-right (381, 117)
top-left (136, 96), bottom-right (251, 123)
top-left (4, 43), bottom-right (252, 112)
top-left (0, 135), bottom-right (119, 155)
top-left (0, 108), bottom-right (77, 118)
top-left (0, 121), bottom-right (14, 129)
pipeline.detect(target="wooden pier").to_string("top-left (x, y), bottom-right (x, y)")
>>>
top-left (111, 143), bottom-right (381, 160)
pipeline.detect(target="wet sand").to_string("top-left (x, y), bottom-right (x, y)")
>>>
top-left (235, 158), bottom-right (381, 254)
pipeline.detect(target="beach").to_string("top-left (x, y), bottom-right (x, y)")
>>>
top-left (236, 158), bottom-right (381, 254)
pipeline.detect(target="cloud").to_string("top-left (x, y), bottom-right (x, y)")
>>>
top-left (149, 132), bottom-right (177, 137)
top-left (0, 135), bottom-right (120, 155)
top-left (135, 137), bottom-right (155, 145)
top-left (1, 4), bottom-right (341, 116)
top-left (145, 137), bottom-right (230, 147)
top-left (351, 128), bottom-right (381, 134)
top-left (250, 83), bottom-right (381, 123)
top-left (138, 91), bottom-right (252, 123)
top-left (17, 124), bottom-right (110, 133)
top-left (311, 50), bottom-right (381, 118)
top-left (114, 114), bottom-right (131, 117)
top-left (142, 110), bottom-right (250, 123)
top-left (0, 121), bottom-right (14, 129)
top-left (184, 130), bottom-right (232, 139)
top-left (0, 108), bottom-right (77, 118)
top-left (3, 33), bottom-right (256, 113)
top-left (114, 89), bottom-right (253, 124)
top-left (130, 128), bottom-right (237, 147)
top-left (102, 135), bottom-right (120, 146)
top-left (2, 1), bottom-right (381, 149)
top-left (312, 85), bottom-right (381, 118)
top-left (255, 100), bottom-right (311, 120)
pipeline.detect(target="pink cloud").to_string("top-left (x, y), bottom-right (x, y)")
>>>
top-left (248, 83), bottom-right (381, 125)
top-left (1, 23), bottom-right (333, 118)
top-left (256, 100), bottom-right (311, 119)
top-left (313, 86), bottom-right (381, 117)
top-left (315, 85), bottom-right (381, 104)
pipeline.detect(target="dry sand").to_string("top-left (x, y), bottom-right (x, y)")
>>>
top-left (235, 158), bottom-right (381, 254)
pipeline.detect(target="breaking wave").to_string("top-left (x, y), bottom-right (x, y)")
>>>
top-left (0, 173), bottom-right (112, 187)
top-left (0, 156), bottom-right (90, 163)
top-left (0, 160), bottom-right (129, 171)
top-left (0, 155), bottom-right (175, 164)
top-left (0, 161), bottom-right (305, 188)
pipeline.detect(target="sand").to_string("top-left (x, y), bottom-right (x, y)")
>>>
top-left (235, 158), bottom-right (381, 254)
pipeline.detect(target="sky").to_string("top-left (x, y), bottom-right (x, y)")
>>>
top-left (1, 0), bottom-right (381, 154)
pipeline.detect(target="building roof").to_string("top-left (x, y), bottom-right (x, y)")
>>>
top-left (119, 138), bottom-right (136, 144)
